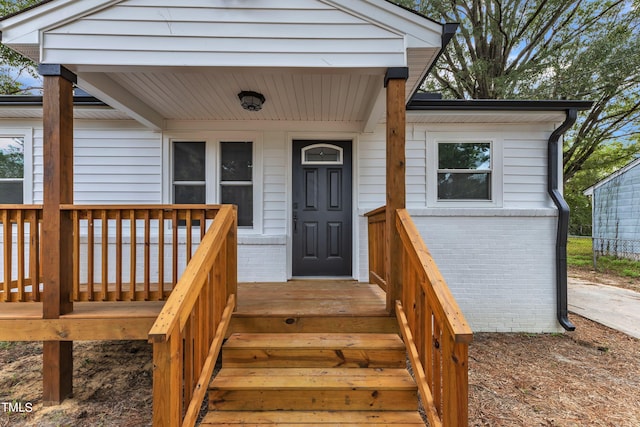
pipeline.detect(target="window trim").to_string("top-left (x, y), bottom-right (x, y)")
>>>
top-left (163, 132), bottom-right (262, 234)
top-left (0, 129), bottom-right (33, 204)
top-left (427, 132), bottom-right (503, 208)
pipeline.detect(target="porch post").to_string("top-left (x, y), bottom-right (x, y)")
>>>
top-left (384, 67), bottom-right (408, 313)
top-left (39, 64), bottom-right (76, 404)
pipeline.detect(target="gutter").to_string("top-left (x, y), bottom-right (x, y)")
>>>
top-left (0, 95), bottom-right (107, 106)
top-left (548, 108), bottom-right (578, 331)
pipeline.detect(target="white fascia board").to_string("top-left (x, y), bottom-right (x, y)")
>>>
top-left (323, 0), bottom-right (442, 48)
top-left (0, 0), bottom-right (119, 45)
top-left (77, 72), bottom-right (164, 131)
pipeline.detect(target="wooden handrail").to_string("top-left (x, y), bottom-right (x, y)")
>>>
top-left (149, 204), bottom-right (237, 427)
top-left (0, 206), bottom-right (43, 302)
top-left (1, 205), bottom-right (226, 303)
top-left (63, 204), bottom-right (222, 302)
top-left (395, 208), bottom-right (473, 427)
top-left (364, 206), bottom-right (387, 291)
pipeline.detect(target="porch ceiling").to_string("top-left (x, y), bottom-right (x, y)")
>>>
top-left (76, 67), bottom-right (386, 126)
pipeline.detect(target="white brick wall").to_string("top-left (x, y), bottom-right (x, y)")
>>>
top-left (237, 240), bottom-right (287, 283)
top-left (358, 210), bottom-right (563, 333)
top-left (414, 213), bottom-right (562, 332)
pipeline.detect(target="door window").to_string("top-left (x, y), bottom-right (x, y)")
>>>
top-left (301, 144), bottom-right (343, 165)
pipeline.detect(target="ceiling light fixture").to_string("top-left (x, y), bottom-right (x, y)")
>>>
top-left (238, 91), bottom-right (266, 112)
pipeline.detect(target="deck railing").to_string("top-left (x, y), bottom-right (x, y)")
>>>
top-left (366, 206), bottom-right (473, 427)
top-left (364, 206), bottom-right (387, 291)
top-left (0, 205), bottom-right (42, 302)
top-left (148, 204), bottom-right (237, 427)
top-left (0, 204), bottom-right (224, 302)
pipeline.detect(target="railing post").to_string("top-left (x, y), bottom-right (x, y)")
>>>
top-left (385, 67), bottom-right (408, 312)
top-left (442, 336), bottom-right (470, 426)
top-left (39, 64), bottom-right (76, 404)
top-left (153, 328), bottom-right (183, 427)
top-left (226, 206), bottom-right (238, 301)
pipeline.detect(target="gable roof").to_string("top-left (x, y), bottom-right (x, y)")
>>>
top-left (583, 157), bottom-right (640, 196)
top-left (0, 0), bottom-right (447, 130)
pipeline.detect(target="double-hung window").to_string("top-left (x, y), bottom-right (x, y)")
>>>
top-left (427, 134), bottom-right (501, 208)
top-left (220, 142), bottom-right (253, 227)
top-left (0, 136), bottom-right (25, 204)
top-left (437, 141), bottom-right (492, 200)
top-left (170, 139), bottom-right (255, 228)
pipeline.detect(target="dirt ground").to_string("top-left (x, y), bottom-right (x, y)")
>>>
top-left (1, 272), bottom-right (639, 426)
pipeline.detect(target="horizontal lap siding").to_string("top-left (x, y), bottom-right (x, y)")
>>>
top-left (594, 164), bottom-right (640, 241)
top-left (33, 125), bottom-right (162, 204)
top-left (358, 128), bottom-right (425, 210)
top-left (42, 0), bottom-right (405, 66)
top-left (503, 133), bottom-right (552, 208)
top-left (263, 132), bottom-right (287, 235)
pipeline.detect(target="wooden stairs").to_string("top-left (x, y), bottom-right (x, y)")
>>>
top-left (201, 333), bottom-right (425, 426)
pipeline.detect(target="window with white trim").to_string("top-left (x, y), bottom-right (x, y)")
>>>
top-left (427, 133), bottom-right (502, 208)
top-left (0, 136), bottom-right (25, 204)
top-left (437, 141), bottom-right (492, 200)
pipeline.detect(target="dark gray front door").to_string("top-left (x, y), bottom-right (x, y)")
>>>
top-left (292, 140), bottom-right (352, 276)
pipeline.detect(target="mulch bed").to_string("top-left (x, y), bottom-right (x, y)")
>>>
top-left (469, 314), bottom-right (640, 426)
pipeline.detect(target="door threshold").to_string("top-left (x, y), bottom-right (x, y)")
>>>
top-left (290, 276), bottom-right (355, 281)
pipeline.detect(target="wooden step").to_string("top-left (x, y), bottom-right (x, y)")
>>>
top-left (222, 333), bottom-right (406, 368)
top-left (200, 410), bottom-right (425, 426)
top-left (209, 368), bottom-right (418, 411)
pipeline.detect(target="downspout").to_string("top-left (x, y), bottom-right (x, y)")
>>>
top-left (548, 108), bottom-right (578, 331)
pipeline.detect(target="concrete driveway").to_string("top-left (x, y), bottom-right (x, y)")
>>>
top-left (568, 278), bottom-right (640, 339)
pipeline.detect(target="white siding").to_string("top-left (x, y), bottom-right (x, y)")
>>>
top-left (42, 0), bottom-right (407, 67)
top-left (262, 132), bottom-right (287, 235)
top-left (502, 131), bottom-right (554, 208)
top-left (359, 123), bottom-right (557, 212)
top-left (32, 122), bottom-right (162, 204)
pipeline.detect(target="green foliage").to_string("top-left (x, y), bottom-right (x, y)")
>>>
top-left (567, 237), bottom-right (593, 266)
top-left (0, 137), bottom-right (24, 178)
top-left (566, 141), bottom-right (639, 234)
top-left (438, 142), bottom-right (490, 169)
top-left (567, 237), bottom-right (640, 278)
top-left (0, 0), bottom-right (41, 94)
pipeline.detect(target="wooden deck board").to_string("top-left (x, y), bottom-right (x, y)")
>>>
top-left (0, 301), bottom-right (164, 341)
top-left (0, 301), bottom-right (164, 320)
top-left (201, 410), bottom-right (425, 425)
top-left (235, 281), bottom-right (388, 317)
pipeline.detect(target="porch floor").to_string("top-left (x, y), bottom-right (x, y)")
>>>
top-left (0, 281), bottom-right (395, 339)
top-left (236, 280), bottom-right (387, 316)
top-left (231, 280), bottom-right (396, 334)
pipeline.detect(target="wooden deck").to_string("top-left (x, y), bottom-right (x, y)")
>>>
top-left (230, 280), bottom-right (397, 334)
top-left (0, 301), bottom-right (164, 341)
top-left (0, 280), bottom-right (391, 341)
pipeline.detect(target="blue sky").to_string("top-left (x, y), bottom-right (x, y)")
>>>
top-left (2, 65), bottom-right (42, 94)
